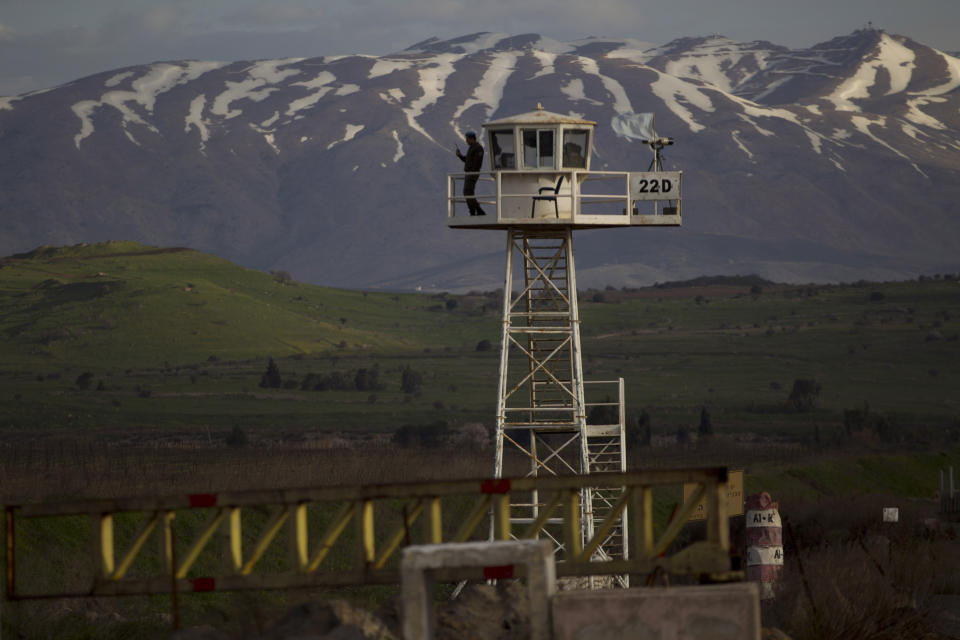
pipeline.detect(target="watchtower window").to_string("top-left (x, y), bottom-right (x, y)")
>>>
top-left (522, 129), bottom-right (555, 169)
top-left (490, 129), bottom-right (515, 169)
top-left (562, 129), bottom-right (588, 168)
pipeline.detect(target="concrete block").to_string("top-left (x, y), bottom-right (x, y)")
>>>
top-left (401, 540), bottom-right (555, 640)
top-left (551, 582), bottom-right (761, 640)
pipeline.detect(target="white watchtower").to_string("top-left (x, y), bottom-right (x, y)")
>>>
top-left (447, 106), bottom-right (682, 576)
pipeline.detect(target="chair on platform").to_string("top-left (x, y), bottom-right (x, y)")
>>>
top-left (531, 176), bottom-right (564, 218)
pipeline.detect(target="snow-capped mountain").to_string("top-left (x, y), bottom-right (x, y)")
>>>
top-left (1, 29), bottom-right (958, 290)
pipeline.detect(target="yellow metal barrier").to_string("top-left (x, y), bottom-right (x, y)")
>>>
top-left (3, 468), bottom-right (735, 600)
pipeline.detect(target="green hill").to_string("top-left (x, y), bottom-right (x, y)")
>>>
top-left (0, 241), bottom-right (490, 369)
top-left (0, 242), bottom-right (502, 433)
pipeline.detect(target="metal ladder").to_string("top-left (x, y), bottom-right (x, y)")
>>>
top-left (585, 379), bottom-right (629, 587)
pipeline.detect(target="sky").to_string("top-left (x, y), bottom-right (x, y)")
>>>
top-left (1, 0), bottom-right (958, 96)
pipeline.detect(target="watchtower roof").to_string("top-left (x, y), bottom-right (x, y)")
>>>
top-left (484, 108), bottom-right (596, 127)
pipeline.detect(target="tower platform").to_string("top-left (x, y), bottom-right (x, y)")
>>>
top-left (447, 169), bottom-right (682, 229)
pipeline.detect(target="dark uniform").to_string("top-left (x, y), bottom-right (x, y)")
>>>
top-left (457, 139), bottom-right (485, 215)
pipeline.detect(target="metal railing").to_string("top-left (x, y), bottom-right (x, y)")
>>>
top-left (3, 469), bottom-right (734, 600)
top-left (446, 171), bottom-right (681, 223)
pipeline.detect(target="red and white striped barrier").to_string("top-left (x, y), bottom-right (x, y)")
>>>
top-left (745, 492), bottom-right (782, 599)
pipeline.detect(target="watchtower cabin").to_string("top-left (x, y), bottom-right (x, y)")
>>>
top-left (446, 106), bottom-right (683, 585)
top-left (446, 106), bottom-right (682, 227)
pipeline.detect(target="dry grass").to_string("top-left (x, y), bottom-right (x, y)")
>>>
top-left (0, 439), bottom-right (492, 504)
top-left (765, 496), bottom-right (960, 640)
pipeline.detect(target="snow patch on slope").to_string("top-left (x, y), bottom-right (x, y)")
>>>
top-left (261, 111), bottom-right (280, 127)
top-left (851, 115), bottom-right (927, 177)
top-left (731, 130), bottom-right (754, 159)
top-left (184, 95), bottom-right (211, 151)
top-left (73, 61), bottom-right (225, 148)
top-left (561, 78), bottom-right (601, 104)
top-left (529, 50), bottom-right (557, 79)
top-left (327, 124), bottom-right (364, 149)
top-left (827, 34), bottom-right (916, 111)
top-left (211, 59), bottom-right (302, 120)
top-left (105, 71), bottom-right (135, 87)
top-left (286, 71), bottom-right (336, 117)
top-left (392, 130), bottom-right (404, 162)
top-left (451, 51), bottom-right (518, 128)
top-left (899, 50), bottom-right (960, 130)
top-left (378, 88), bottom-right (405, 104)
top-left (648, 70), bottom-right (712, 133)
top-left (368, 59), bottom-right (413, 79)
top-left (403, 53), bottom-right (464, 142)
top-left (576, 57), bottom-right (632, 114)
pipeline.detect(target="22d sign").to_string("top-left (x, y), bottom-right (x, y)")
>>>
top-left (629, 171), bottom-right (682, 201)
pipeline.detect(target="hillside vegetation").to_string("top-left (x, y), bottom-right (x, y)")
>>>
top-left (1, 242), bottom-right (958, 445)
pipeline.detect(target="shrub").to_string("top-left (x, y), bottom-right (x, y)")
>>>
top-left (450, 423), bottom-right (490, 450)
top-left (226, 426), bottom-right (248, 447)
top-left (400, 366), bottom-right (424, 394)
top-left (392, 421), bottom-right (451, 448)
top-left (75, 372), bottom-right (94, 390)
top-left (475, 339), bottom-right (493, 352)
top-left (788, 379), bottom-right (821, 412)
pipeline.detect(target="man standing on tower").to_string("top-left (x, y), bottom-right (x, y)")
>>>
top-left (455, 131), bottom-right (486, 215)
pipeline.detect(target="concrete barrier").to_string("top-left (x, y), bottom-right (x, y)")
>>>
top-left (400, 540), bottom-right (555, 640)
top-left (551, 582), bottom-right (761, 640)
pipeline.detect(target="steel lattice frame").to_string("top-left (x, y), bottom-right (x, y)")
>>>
top-left (493, 228), bottom-right (598, 554)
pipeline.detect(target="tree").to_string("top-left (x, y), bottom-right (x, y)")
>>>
top-left (626, 410), bottom-right (652, 448)
top-left (400, 366), bottom-right (423, 394)
top-left (75, 372), bottom-right (94, 390)
top-left (475, 339), bottom-right (493, 352)
top-left (260, 358), bottom-right (282, 388)
top-left (354, 365), bottom-right (383, 391)
top-left (272, 270), bottom-right (292, 284)
top-left (698, 406), bottom-right (714, 438)
top-left (787, 378), bottom-right (821, 412)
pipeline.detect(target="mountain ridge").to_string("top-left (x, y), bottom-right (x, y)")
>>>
top-left (1, 29), bottom-right (957, 291)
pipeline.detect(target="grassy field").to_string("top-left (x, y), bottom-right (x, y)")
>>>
top-left (2, 242), bottom-right (959, 637)
top-left (1, 241), bottom-right (958, 448)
